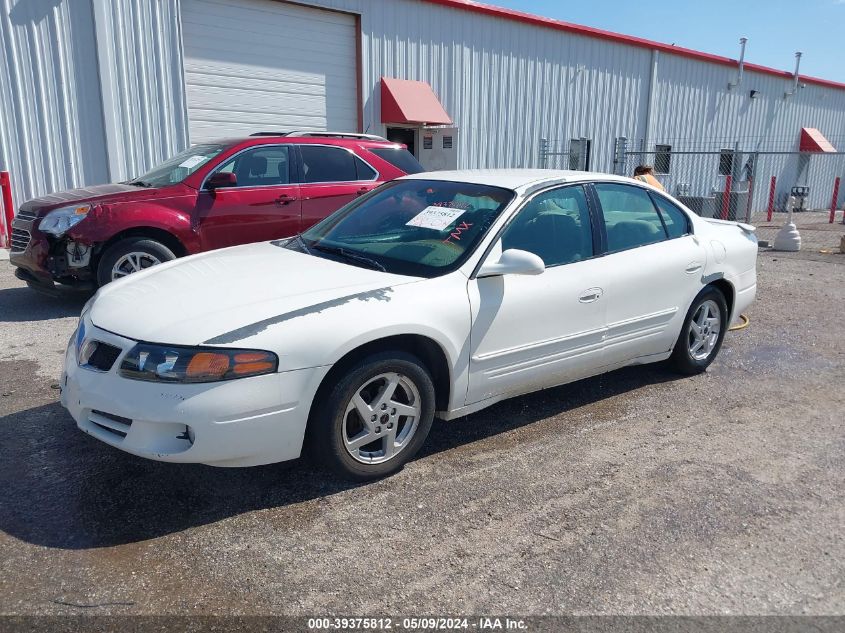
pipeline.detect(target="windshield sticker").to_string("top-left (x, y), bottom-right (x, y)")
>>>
top-left (178, 155), bottom-right (208, 169)
top-left (406, 206), bottom-right (466, 231)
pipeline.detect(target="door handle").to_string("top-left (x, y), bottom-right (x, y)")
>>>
top-left (355, 186), bottom-right (371, 196)
top-left (685, 261), bottom-right (703, 274)
top-left (578, 287), bottom-right (603, 303)
top-left (275, 194), bottom-right (297, 205)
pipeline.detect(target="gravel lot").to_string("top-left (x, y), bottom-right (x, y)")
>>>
top-left (1, 251), bottom-right (843, 616)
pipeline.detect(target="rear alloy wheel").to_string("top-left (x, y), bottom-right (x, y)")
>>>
top-left (308, 352), bottom-right (435, 480)
top-left (97, 238), bottom-right (176, 286)
top-left (669, 287), bottom-right (728, 375)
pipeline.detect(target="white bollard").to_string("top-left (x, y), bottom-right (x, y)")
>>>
top-left (773, 195), bottom-right (801, 251)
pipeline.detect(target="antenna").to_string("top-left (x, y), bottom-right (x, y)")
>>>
top-left (784, 52), bottom-right (803, 97)
top-left (727, 37), bottom-right (748, 90)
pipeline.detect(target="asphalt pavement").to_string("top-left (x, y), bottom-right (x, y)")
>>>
top-left (1, 252), bottom-right (843, 616)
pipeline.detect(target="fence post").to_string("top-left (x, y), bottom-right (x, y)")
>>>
top-left (613, 137), bottom-right (628, 176)
top-left (766, 176), bottom-right (776, 222)
top-left (829, 177), bottom-right (841, 224)
top-left (721, 175), bottom-right (733, 220)
top-left (0, 172), bottom-right (14, 249)
top-left (744, 151), bottom-right (759, 223)
top-left (539, 138), bottom-right (548, 169)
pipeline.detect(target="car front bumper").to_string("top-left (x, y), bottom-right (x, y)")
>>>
top-left (9, 215), bottom-right (97, 290)
top-left (61, 317), bottom-right (325, 467)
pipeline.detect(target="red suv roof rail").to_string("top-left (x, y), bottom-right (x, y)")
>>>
top-left (249, 131), bottom-right (389, 142)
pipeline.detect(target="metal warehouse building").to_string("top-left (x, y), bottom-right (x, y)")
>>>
top-left (1, 0), bottom-right (844, 212)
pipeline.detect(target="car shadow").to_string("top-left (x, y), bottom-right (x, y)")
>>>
top-left (0, 364), bottom-right (681, 550)
top-left (0, 286), bottom-right (91, 323)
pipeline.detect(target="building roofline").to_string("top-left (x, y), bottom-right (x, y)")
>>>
top-left (421, 0), bottom-right (845, 92)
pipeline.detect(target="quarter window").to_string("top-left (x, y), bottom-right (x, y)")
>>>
top-left (501, 186), bottom-right (593, 267)
top-left (354, 156), bottom-right (378, 181)
top-left (300, 145), bottom-right (358, 183)
top-left (214, 146), bottom-right (290, 187)
top-left (595, 183), bottom-right (666, 252)
top-left (650, 193), bottom-right (691, 239)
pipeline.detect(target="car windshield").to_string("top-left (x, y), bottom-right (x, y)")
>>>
top-left (293, 179), bottom-right (515, 277)
top-left (128, 143), bottom-right (228, 187)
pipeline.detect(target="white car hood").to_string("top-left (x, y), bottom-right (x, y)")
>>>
top-left (90, 242), bottom-right (419, 346)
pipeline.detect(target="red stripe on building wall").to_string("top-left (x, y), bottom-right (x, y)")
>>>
top-left (421, 0), bottom-right (845, 92)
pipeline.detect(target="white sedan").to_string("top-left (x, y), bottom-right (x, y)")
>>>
top-left (61, 170), bottom-right (757, 479)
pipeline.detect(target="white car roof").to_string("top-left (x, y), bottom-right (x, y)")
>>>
top-left (399, 169), bottom-right (637, 193)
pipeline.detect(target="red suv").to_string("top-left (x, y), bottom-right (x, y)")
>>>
top-left (9, 132), bottom-right (423, 291)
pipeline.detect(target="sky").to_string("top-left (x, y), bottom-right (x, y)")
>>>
top-left (489, 0), bottom-right (845, 83)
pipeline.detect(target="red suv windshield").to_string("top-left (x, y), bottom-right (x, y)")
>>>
top-left (130, 143), bottom-right (229, 188)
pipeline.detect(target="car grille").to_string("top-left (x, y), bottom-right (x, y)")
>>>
top-left (82, 342), bottom-right (123, 372)
top-left (88, 410), bottom-right (133, 439)
top-left (10, 227), bottom-right (31, 252)
top-left (15, 208), bottom-right (39, 222)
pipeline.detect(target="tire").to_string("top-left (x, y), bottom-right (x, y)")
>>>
top-left (306, 351), bottom-right (436, 481)
top-left (96, 237), bottom-right (176, 287)
top-left (669, 286), bottom-right (729, 375)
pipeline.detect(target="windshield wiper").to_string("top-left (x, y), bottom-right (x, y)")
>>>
top-left (311, 243), bottom-right (386, 272)
top-left (127, 180), bottom-right (154, 188)
top-left (293, 234), bottom-right (312, 254)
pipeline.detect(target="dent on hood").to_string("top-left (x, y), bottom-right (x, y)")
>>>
top-left (204, 287), bottom-right (394, 345)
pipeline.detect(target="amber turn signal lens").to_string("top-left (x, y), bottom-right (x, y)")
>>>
top-left (233, 352), bottom-right (271, 363)
top-left (186, 352), bottom-right (231, 378)
top-left (232, 351), bottom-right (276, 375)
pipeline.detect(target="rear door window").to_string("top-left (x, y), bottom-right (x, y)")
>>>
top-left (650, 193), bottom-right (691, 238)
top-left (354, 156), bottom-right (378, 181)
top-left (300, 145), bottom-right (358, 183)
top-left (594, 183), bottom-right (667, 252)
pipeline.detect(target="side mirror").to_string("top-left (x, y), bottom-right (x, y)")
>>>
top-left (206, 172), bottom-right (237, 190)
top-left (477, 248), bottom-right (545, 278)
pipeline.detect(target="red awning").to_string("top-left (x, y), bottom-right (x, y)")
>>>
top-left (800, 127), bottom-right (836, 153)
top-left (381, 77), bottom-right (452, 126)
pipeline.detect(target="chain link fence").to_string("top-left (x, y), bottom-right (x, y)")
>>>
top-left (539, 138), bottom-right (845, 251)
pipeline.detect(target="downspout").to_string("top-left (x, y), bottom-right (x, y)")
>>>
top-left (643, 49), bottom-right (659, 154)
top-left (90, 0), bottom-right (123, 182)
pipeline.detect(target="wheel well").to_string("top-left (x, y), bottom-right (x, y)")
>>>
top-left (314, 335), bottom-right (452, 412)
top-left (98, 227), bottom-right (187, 259)
top-left (708, 278), bottom-right (735, 319)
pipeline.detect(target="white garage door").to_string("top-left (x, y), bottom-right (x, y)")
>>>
top-left (181, 0), bottom-right (358, 143)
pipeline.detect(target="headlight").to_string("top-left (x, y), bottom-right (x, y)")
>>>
top-left (119, 343), bottom-right (278, 383)
top-left (39, 204), bottom-right (91, 237)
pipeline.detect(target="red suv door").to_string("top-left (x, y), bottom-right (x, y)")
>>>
top-left (195, 144), bottom-right (301, 249)
top-left (297, 144), bottom-right (381, 229)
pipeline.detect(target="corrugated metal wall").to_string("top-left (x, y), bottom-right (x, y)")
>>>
top-left (310, 0), bottom-right (654, 170)
top-left (290, 0), bottom-right (845, 177)
top-left (0, 0), bottom-right (109, 205)
top-left (91, 0), bottom-right (189, 183)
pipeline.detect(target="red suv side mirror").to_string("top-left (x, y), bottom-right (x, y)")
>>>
top-left (206, 172), bottom-right (237, 190)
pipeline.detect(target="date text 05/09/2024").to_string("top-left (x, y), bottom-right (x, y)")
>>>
top-left (307, 617), bottom-right (529, 630)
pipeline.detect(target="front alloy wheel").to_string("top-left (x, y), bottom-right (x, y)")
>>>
top-left (97, 237), bottom-right (176, 286)
top-left (111, 252), bottom-right (162, 279)
top-left (342, 372), bottom-right (422, 465)
top-left (307, 351), bottom-right (435, 480)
